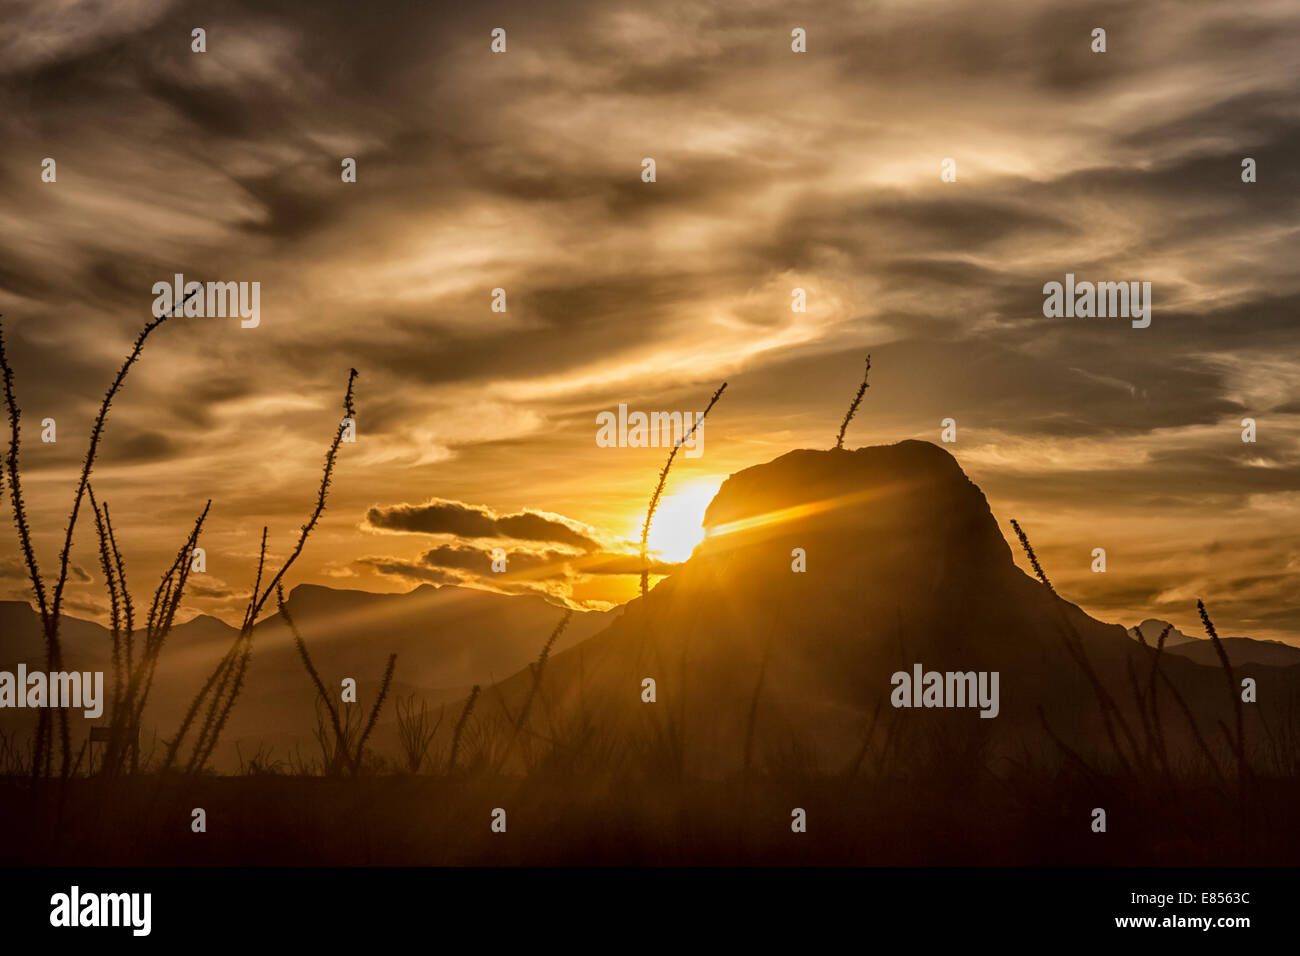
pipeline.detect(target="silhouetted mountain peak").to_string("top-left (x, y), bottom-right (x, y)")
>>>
top-left (705, 440), bottom-right (984, 531)
top-left (1126, 618), bottom-right (1199, 647)
top-left (479, 440), bottom-right (1168, 777)
top-left (687, 440), bottom-right (1020, 620)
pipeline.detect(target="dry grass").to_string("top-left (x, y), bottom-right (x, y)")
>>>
top-left (395, 697), bottom-right (444, 774)
top-left (496, 610), bottom-right (572, 772)
top-left (448, 685), bottom-right (481, 774)
top-left (1011, 518), bottom-right (1254, 798)
top-left (277, 582), bottom-right (397, 776)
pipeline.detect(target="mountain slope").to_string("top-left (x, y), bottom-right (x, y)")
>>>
top-left (1169, 636), bottom-right (1300, 669)
top-left (1128, 617), bottom-right (1300, 667)
top-left (482, 441), bottom-right (1285, 776)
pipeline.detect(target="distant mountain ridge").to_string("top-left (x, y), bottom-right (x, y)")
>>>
top-left (1127, 618), bottom-right (1199, 647)
top-left (0, 583), bottom-right (617, 770)
top-left (1128, 617), bottom-right (1300, 668)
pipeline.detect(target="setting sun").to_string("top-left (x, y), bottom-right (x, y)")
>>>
top-left (637, 478), bottom-right (724, 564)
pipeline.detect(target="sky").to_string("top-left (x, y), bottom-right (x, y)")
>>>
top-left (1, 0), bottom-right (1298, 642)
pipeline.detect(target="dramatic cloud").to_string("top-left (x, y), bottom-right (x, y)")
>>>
top-left (364, 499), bottom-right (603, 551)
top-left (1, 0), bottom-right (1297, 638)
top-left (353, 541), bottom-right (677, 606)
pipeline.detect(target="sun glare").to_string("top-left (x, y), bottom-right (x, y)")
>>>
top-left (639, 478), bottom-right (724, 564)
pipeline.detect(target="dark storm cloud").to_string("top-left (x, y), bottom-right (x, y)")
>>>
top-left (365, 499), bottom-right (602, 550)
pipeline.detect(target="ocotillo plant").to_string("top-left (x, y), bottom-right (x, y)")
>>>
top-left (448, 685), bottom-right (481, 773)
top-left (279, 583), bottom-right (348, 771)
top-left (1010, 518), bottom-right (1138, 773)
top-left (640, 381), bottom-right (726, 598)
top-left (1011, 519), bottom-right (1240, 791)
top-left (1009, 518), bottom-right (1054, 594)
top-left (0, 291), bottom-right (197, 778)
top-left (1198, 599), bottom-right (1248, 790)
top-left (162, 368), bottom-right (359, 774)
top-left (1135, 621), bottom-right (1175, 779)
top-left (352, 653), bottom-right (398, 773)
top-left (496, 609), bottom-right (572, 772)
top-left (86, 485), bottom-right (211, 776)
top-left (835, 354), bottom-right (870, 450)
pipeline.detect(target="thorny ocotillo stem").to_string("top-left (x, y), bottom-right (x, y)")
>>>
top-left (835, 354), bottom-right (871, 450)
top-left (1009, 518), bottom-right (1054, 594)
top-left (640, 382), bottom-right (727, 598)
top-left (1198, 599), bottom-right (1247, 782)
